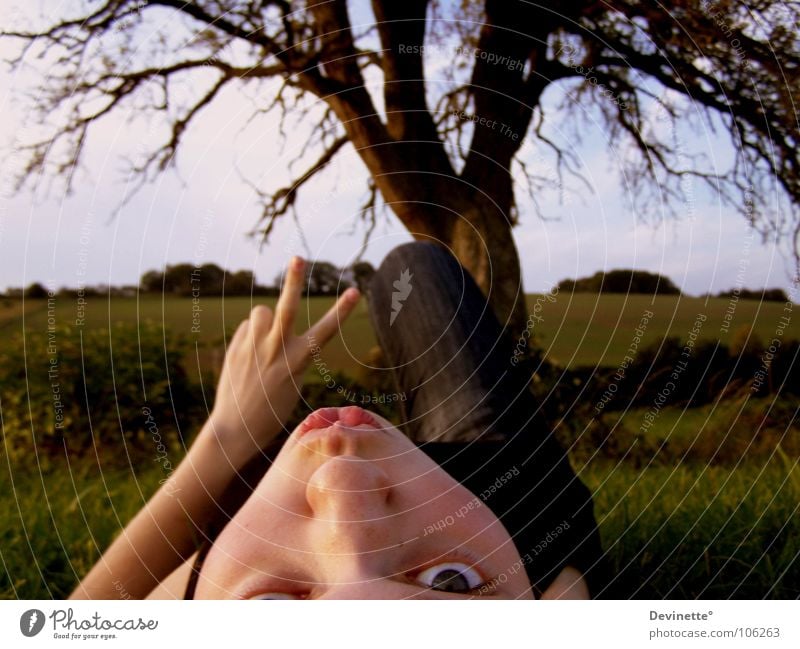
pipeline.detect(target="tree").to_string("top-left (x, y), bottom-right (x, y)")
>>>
top-left (717, 287), bottom-right (790, 302)
top-left (305, 261), bottom-right (345, 295)
top-left (141, 263), bottom-right (254, 295)
top-left (190, 263), bottom-right (226, 295)
top-left (275, 260), bottom-right (351, 296)
top-left (226, 269), bottom-right (256, 296)
top-left (4, 1), bottom-right (800, 341)
top-left (141, 263), bottom-right (198, 294)
top-left (140, 269), bottom-right (164, 294)
top-left (558, 269), bottom-right (682, 295)
top-left (23, 282), bottom-right (49, 299)
top-left (351, 260), bottom-right (376, 293)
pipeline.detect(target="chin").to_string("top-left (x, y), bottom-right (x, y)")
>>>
top-left (296, 406), bottom-right (392, 436)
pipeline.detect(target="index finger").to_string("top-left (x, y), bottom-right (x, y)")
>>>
top-left (305, 287), bottom-right (361, 348)
top-left (275, 256), bottom-right (306, 337)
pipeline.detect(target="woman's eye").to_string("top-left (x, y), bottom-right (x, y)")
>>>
top-left (248, 592), bottom-right (300, 600)
top-left (415, 562), bottom-right (484, 593)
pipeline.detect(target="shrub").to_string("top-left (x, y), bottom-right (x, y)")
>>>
top-left (556, 269), bottom-right (682, 295)
top-left (580, 335), bottom-right (799, 415)
top-left (24, 283), bottom-right (49, 299)
top-left (717, 287), bottom-right (790, 302)
top-left (0, 322), bottom-right (205, 465)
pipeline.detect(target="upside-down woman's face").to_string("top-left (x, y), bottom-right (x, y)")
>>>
top-left (194, 406), bottom-right (533, 599)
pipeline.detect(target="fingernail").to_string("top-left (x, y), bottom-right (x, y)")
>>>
top-left (291, 256), bottom-right (304, 271)
top-left (345, 287), bottom-right (360, 301)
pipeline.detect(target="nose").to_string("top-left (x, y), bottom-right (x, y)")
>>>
top-left (305, 455), bottom-right (399, 580)
top-left (306, 455), bottom-right (400, 559)
top-left (305, 455), bottom-right (392, 522)
top-left (306, 455), bottom-right (405, 588)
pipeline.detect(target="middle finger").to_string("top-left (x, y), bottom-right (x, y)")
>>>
top-left (274, 256), bottom-right (306, 338)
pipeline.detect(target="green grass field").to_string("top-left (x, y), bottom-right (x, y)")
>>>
top-left (2, 448), bottom-right (797, 598)
top-left (525, 292), bottom-right (797, 368)
top-left (582, 453), bottom-right (800, 598)
top-left (2, 292), bottom-right (795, 375)
top-left (1, 293), bottom-right (797, 599)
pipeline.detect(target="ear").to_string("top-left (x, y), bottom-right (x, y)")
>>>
top-left (540, 566), bottom-right (590, 600)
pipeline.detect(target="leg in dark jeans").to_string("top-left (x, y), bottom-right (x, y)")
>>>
top-left (366, 240), bottom-right (536, 444)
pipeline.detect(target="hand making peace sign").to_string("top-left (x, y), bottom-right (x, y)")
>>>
top-left (206, 256), bottom-right (361, 466)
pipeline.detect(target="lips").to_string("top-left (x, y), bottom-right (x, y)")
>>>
top-left (298, 406), bottom-right (380, 436)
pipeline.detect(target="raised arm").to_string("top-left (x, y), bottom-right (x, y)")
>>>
top-left (70, 257), bottom-right (360, 599)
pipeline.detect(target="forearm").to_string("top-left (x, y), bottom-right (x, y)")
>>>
top-left (70, 267), bottom-right (358, 600)
top-left (70, 420), bottom-right (251, 600)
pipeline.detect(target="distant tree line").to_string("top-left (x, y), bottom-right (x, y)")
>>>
top-left (139, 263), bottom-right (270, 297)
top-left (557, 269), bottom-right (790, 302)
top-left (5, 265), bottom-right (790, 301)
top-left (707, 287), bottom-right (789, 302)
top-left (3, 283), bottom-right (140, 299)
top-left (3, 260), bottom-right (378, 299)
top-left (557, 270), bottom-right (682, 295)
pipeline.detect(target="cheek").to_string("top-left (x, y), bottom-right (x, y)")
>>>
top-left (408, 478), bottom-right (521, 550)
top-left (218, 463), bottom-right (315, 562)
top-left (403, 478), bottom-right (489, 534)
top-left (250, 453), bottom-right (317, 516)
top-left (237, 478), bottom-right (311, 539)
top-left (207, 500), bottom-right (305, 576)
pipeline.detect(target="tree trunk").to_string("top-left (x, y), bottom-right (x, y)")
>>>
top-left (447, 204), bottom-right (529, 346)
top-left (329, 92), bottom-right (530, 349)
top-left (385, 188), bottom-right (530, 354)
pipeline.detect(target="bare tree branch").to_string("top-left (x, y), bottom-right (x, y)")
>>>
top-left (245, 134), bottom-right (349, 241)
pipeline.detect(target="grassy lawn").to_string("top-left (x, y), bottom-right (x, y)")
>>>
top-left (524, 292), bottom-right (797, 368)
top-left (0, 457), bottom-right (164, 599)
top-left (580, 453), bottom-right (800, 598)
top-left (2, 293), bottom-right (796, 375)
top-left (597, 393), bottom-right (800, 464)
top-left (1, 293), bottom-right (797, 599)
top-left (2, 446), bottom-right (797, 599)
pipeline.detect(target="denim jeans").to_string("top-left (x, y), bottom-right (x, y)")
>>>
top-left (367, 240), bottom-right (542, 443)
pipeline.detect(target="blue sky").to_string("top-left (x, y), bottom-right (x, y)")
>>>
top-left (0, 2), bottom-right (796, 298)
